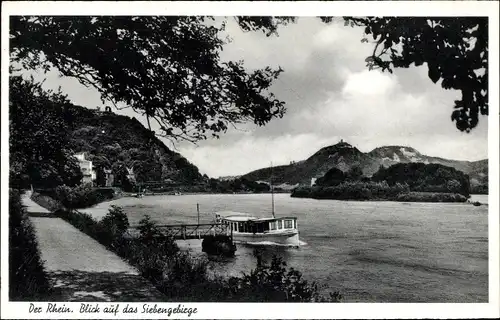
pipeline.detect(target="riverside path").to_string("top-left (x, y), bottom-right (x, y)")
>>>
top-left (22, 191), bottom-right (166, 302)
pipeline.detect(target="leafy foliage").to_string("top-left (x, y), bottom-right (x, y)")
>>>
top-left (228, 256), bottom-right (342, 302)
top-left (63, 103), bottom-right (203, 189)
top-left (293, 162), bottom-right (470, 201)
top-left (9, 190), bottom-right (51, 300)
top-left (372, 162), bottom-right (471, 196)
top-left (53, 183), bottom-right (114, 209)
top-left (100, 205), bottom-right (130, 240)
top-left (10, 16), bottom-right (286, 142)
top-left (9, 76), bottom-right (82, 189)
top-left (292, 181), bottom-right (410, 201)
top-left (340, 17), bottom-right (488, 132)
top-left (315, 167), bottom-right (345, 186)
top-left (208, 177), bottom-right (271, 193)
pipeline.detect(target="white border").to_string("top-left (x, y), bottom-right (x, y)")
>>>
top-left (1, 1), bottom-right (499, 319)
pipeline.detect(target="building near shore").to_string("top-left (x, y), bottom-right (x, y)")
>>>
top-left (103, 168), bottom-right (114, 187)
top-left (74, 152), bottom-right (96, 185)
top-left (311, 177), bottom-right (317, 187)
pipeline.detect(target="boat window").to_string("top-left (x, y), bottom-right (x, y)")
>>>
top-left (257, 223), bottom-right (264, 233)
top-left (238, 222), bottom-right (245, 233)
top-left (284, 220), bottom-right (293, 229)
top-left (293, 220), bottom-right (297, 229)
top-left (263, 222), bottom-right (269, 232)
top-left (277, 220), bottom-right (283, 229)
top-left (270, 221), bottom-right (276, 230)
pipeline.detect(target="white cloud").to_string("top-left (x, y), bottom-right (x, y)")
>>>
top-left (342, 70), bottom-right (397, 96)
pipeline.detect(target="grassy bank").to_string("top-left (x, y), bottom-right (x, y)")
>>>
top-left (9, 190), bottom-right (51, 301)
top-left (291, 182), bottom-right (467, 203)
top-left (32, 195), bottom-right (341, 302)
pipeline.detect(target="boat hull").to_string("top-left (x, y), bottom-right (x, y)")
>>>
top-left (232, 230), bottom-right (299, 247)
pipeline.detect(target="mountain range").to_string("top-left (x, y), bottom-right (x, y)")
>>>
top-left (241, 140), bottom-right (488, 190)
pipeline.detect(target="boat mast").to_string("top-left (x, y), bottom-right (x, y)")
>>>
top-left (271, 161), bottom-right (275, 218)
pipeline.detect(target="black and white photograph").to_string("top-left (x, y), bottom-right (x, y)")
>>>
top-left (1, 1), bottom-right (499, 319)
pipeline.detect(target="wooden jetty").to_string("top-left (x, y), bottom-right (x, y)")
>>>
top-left (141, 223), bottom-right (233, 241)
top-left (127, 222), bottom-right (236, 256)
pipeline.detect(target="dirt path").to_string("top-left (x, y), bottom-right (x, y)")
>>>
top-left (23, 192), bottom-right (166, 302)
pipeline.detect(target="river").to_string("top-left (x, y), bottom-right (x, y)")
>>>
top-left (82, 193), bottom-right (488, 302)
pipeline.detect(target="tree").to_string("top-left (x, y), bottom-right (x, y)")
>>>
top-left (316, 167), bottom-right (345, 186)
top-left (336, 17), bottom-right (488, 132)
top-left (346, 165), bottom-right (363, 181)
top-left (9, 75), bottom-right (82, 188)
top-left (10, 16), bottom-right (289, 142)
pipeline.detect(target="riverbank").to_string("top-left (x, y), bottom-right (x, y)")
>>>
top-left (124, 190), bottom-right (291, 197)
top-left (291, 186), bottom-right (468, 203)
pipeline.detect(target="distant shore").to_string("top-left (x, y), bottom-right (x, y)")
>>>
top-left (123, 190), bottom-right (292, 197)
top-left (291, 188), bottom-right (469, 203)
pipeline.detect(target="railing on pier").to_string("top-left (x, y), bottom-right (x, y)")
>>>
top-left (129, 223), bottom-right (232, 241)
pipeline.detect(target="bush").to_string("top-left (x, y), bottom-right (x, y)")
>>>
top-left (226, 256), bottom-right (342, 302)
top-left (98, 205), bottom-right (130, 247)
top-left (100, 205), bottom-right (129, 236)
top-left (31, 191), bottom-right (62, 211)
top-left (163, 252), bottom-right (209, 285)
top-left (54, 183), bottom-right (113, 209)
top-left (9, 190), bottom-right (51, 300)
top-left (290, 186), bottom-right (314, 198)
top-left (55, 208), bottom-right (101, 236)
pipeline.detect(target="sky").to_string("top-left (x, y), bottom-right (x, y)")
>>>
top-left (19, 17), bottom-right (488, 178)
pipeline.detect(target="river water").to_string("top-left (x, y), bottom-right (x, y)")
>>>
top-left (82, 193), bottom-right (488, 302)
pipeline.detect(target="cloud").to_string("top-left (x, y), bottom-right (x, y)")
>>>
top-left (342, 70), bottom-right (396, 96)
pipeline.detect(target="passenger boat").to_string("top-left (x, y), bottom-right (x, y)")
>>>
top-left (214, 162), bottom-right (300, 247)
top-left (215, 211), bottom-right (300, 247)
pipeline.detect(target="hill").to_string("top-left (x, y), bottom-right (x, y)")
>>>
top-left (242, 141), bottom-right (488, 191)
top-left (66, 105), bottom-right (204, 189)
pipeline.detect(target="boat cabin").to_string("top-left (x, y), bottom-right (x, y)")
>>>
top-left (216, 212), bottom-right (297, 234)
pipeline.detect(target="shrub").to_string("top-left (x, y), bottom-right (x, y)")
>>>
top-left (9, 190), bottom-right (51, 300)
top-left (100, 205), bottom-right (129, 237)
top-left (163, 252), bottom-right (209, 285)
top-left (227, 256), bottom-right (342, 302)
top-left (31, 191), bottom-right (62, 211)
top-left (54, 183), bottom-right (113, 209)
top-left (96, 206), bottom-right (129, 248)
top-left (55, 208), bottom-right (100, 236)
top-left (290, 186), bottom-right (313, 198)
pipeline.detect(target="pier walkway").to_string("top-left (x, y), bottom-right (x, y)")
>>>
top-left (129, 222), bottom-right (232, 240)
top-left (22, 191), bottom-right (166, 302)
